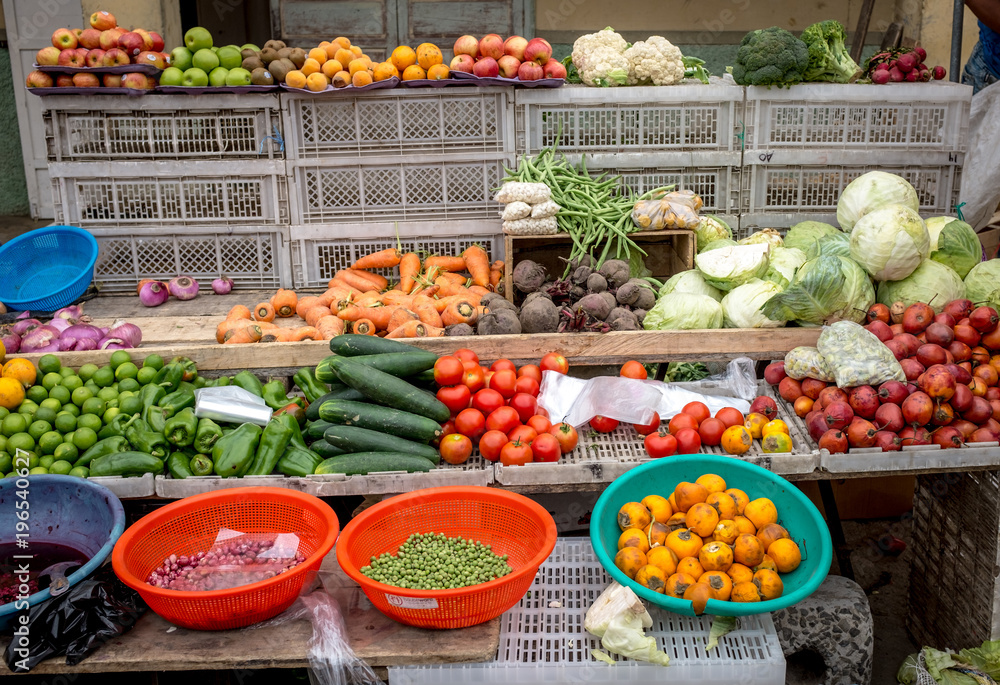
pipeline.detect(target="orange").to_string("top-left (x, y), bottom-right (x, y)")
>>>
top-left (744, 412), bottom-right (769, 439)
top-left (721, 425), bottom-right (752, 455)
top-left (0, 377), bottom-right (25, 410)
top-left (698, 541), bottom-right (733, 572)
top-left (334, 48), bottom-right (355, 68)
top-left (391, 45), bottom-right (417, 71)
top-left (732, 533), bottom-right (765, 568)
top-left (301, 58), bottom-right (322, 76)
top-left (2, 359), bottom-right (36, 388)
top-left (644, 521), bottom-right (670, 548)
top-left (307, 47), bottom-right (327, 64)
top-left (754, 569), bottom-right (784, 600)
top-left (426, 63), bottom-right (450, 80)
top-left (744, 497), bottom-right (778, 530)
top-left (731, 581), bottom-right (761, 603)
top-left (673, 481), bottom-right (709, 513)
top-left (305, 72), bottom-right (329, 92)
top-left (351, 70), bottom-right (373, 87)
top-left (284, 70), bottom-right (307, 89)
top-left (726, 562), bottom-right (754, 585)
top-left (762, 419), bottom-right (789, 437)
top-left (767, 538), bottom-right (802, 573)
top-left (372, 61), bottom-right (399, 81)
top-left (416, 42), bottom-right (443, 70)
top-left (699, 571), bottom-right (733, 601)
top-left (641, 494), bottom-right (672, 524)
top-left (676, 556), bottom-right (704, 579)
top-left (685, 502), bottom-right (719, 538)
top-left (321, 59), bottom-right (344, 79)
top-left (695, 473), bottom-right (726, 493)
top-left (664, 572), bottom-right (697, 599)
top-left (683, 581), bottom-right (713, 614)
top-left (733, 515), bottom-right (757, 536)
top-left (401, 64), bottom-right (426, 81)
top-left (665, 529), bottom-right (702, 560)
top-left (711, 519), bottom-right (739, 545)
top-left (332, 70), bottom-right (351, 88)
top-left (348, 57), bottom-right (371, 76)
top-left (756, 523), bottom-right (790, 551)
top-left (646, 546), bottom-right (678, 576)
top-left (726, 488), bottom-right (750, 515)
top-left (705, 492), bottom-right (737, 520)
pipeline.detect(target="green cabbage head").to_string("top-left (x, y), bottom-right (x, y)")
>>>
top-left (721, 279), bottom-right (786, 328)
top-left (783, 221), bottom-right (841, 253)
top-left (964, 259), bottom-right (1000, 308)
top-left (761, 255), bottom-right (874, 325)
top-left (643, 292), bottom-right (724, 330)
top-left (836, 171), bottom-right (920, 232)
top-left (658, 270), bottom-right (724, 302)
top-left (925, 216), bottom-right (982, 279)
top-left (876, 259), bottom-right (965, 313)
top-left (848, 204), bottom-right (929, 281)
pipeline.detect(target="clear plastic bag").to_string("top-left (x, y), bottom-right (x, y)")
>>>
top-left (502, 216), bottom-right (559, 236)
top-left (817, 320), bottom-right (906, 388)
top-left (494, 182), bottom-right (551, 204)
top-left (195, 385), bottom-right (272, 426)
top-left (631, 189), bottom-right (702, 230)
top-left (531, 200), bottom-right (561, 218)
top-left (537, 372), bottom-right (661, 427)
top-left (500, 201), bottom-right (532, 221)
top-left (784, 346), bottom-right (836, 382)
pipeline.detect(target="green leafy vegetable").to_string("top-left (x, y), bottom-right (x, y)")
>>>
top-left (706, 616), bottom-right (737, 652)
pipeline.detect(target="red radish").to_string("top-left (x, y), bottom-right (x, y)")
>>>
top-left (900, 425), bottom-right (932, 445)
top-left (970, 306), bottom-right (999, 333)
top-left (878, 380), bottom-right (910, 405)
top-left (874, 431), bottom-right (902, 451)
top-left (865, 320), bottom-right (893, 342)
top-left (889, 67), bottom-right (904, 82)
top-left (847, 419), bottom-right (878, 448)
top-left (824, 401), bottom-right (854, 430)
top-left (931, 426), bottom-right (964, 449)
top-left (819, 429), bottom-right (848, 454)
top-left (750, 396), bottom-right (778, 419)
top-left (874, 403), bottom-right (905, 433)
top-left (871, 69), bottom-right (890, 85)
top-left (944, 299), bottom-right (973, 321)
top-left (902, 391), bottom-right (934, 426)
top-left (903, 303), bottom-right (935, 333)
top-left (764, 362), bottom-right (787, 385)
top-left (848, 385), bottom-right (879, 420)
top-left (932, 66), bottom-right (947, 80)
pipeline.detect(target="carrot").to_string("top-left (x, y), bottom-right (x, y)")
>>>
top-left (226, 304), bottom-right (251, 320)
top-left (252, 302), bottom-right (276, 322)
top-left (288, 326), bottom-right (321, 342)
top-left (423, 265), bottom-right (442, 284)
top-left (355, 291), bottom-right (383, 308)
top-left (412, 295), bottom-right (444, 328)
top-left (305, 306), bottom-right (333, 328)
top-left (398, 252), bottom-right (421, 294)
top-left (387, 307), bottom-right (419, 332)
top-left (335, 269), bottom-right (383, 292)
top-left (224, 323), bottom-right (264, 344)
top-left (271, 289), bottom-right (298, 318)
top-left (295, 296), bottom-right (323, 319)
top-left (317, 287), bottom-right (348, 307)
top-left (350, 269), bottom-right (389, 291)
top-left (475, 305), bottom-right (490, 321)
top-left (468, 285), bottom-right (490, 298)
top-left (216, 319), bottom-right (245, 344)
top-left (338, 305), bottom-right (398, 331)
top-left (381, 290), bottom-right (415, 307)
top-left (489, 260), bottom-right (504, 290)
top-left (442, 299), bottom-right (480, 327)
top-left (327, 278), bottom-right (364, 296)
top-left (384, 320), bottom-right (439, 338)
top-left (438, 271), bottom-right (468, 286)
top-left (433, 277), bottom-right (471, 298)
top-left (352, 248), bottom-right (401, 271)
top-left (255, 321), bottom-right (279, 330)
top-left (424, 255), bottom-right (467, 273)
top-left (461, 245), bottom-right (490, 287)
top-left (260, 328), bottom-right (291, 343)
top-left (352, 318), bottom-right (378, 335)
top-left (316, 315), bottom-right (346, 339)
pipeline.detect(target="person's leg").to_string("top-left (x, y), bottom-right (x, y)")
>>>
top-left (962, 40), bottom-right (1000, 93)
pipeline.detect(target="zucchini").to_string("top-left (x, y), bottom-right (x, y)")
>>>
top-left (329, 333), bottom-right (438, 360)
top-left (310, 441), bottom-right (348, 459)
top-left (314, 452), bottom-right (434, 476)
top-left (329, 356), bottom-right (450, 423)
top-left (324, 425), bottom-right (440, 464)
top-left (318, 400), bottom-right (442, 442)
top-left (305, 386), bottom-right (367, 421)
top-left (305, 420), bottom-right (335, 442)
top-left (320, 352), bottom-right (436, 379)
top-left (90, 451), bottom-right (164, 478)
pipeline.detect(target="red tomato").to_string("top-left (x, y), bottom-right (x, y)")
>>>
top-left (486, 406), bottom-right (521, 434)
top-left (535, 406), bottom-right (550, 419)
top-left (549, 422), bottom-right (579, 453)
top-left (500, 440), bottom-right (533, 466)
top-left (514, 375), bottom-right (540, 397)
top-left (433, 420), bottom-right (457, 447)
top-left (478, 430), bottom-right (508, 463)
top-left (619, 360), bottom-right (647, 380)
top-left (682, 401), bottom-right (711, 424)
top-left (508, 425), bottom-right (538, 445)
top-left (698, 417), bottom-right (726, 447)
top-left (530, 432), bottom-right (561, 462)
top-left (490, 358), bottom-right (516, 372)
top-left (462, 359), bottom-right (480, 372)
top-left (433, 356), bottom-right (465, 387)
top-left (674, 427), bottom-right (702, 454)
top-left (668, 412), bottom-right (699, 434)
top-left (436, 384), bottom-right (471, 415)
top-left (489, 369), bottom-right (518, 399)
top-left (462, 365), bottom-right (485, 393)
top-left (632, 411), bottom-right (661, 436)
top-left (439, 433), bottom-right (472, 465)
top-left (540, 352), bottom-right (569, 375)
top-left (517, 364), bottom-right (542, 383)
top-left (508, 393), bottom-right (539, 423)
top-left (527, 415), bottom-right (552, 434)
top-left (454, 348), bottom-right (479, 365)
top-left (590, 415), bottom-right (619, 433)
top-left (472, 388), bottom-right (505, 416)
top-left (484, 370), bottom-right (494, 388)
top-left (644, 431), bottom-right (677, 458)
top-left (454, 408), bottom-right (486, 440)
top-left (715, 407), bottom-right (745, 429)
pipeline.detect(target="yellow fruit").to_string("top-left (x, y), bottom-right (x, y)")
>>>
top-left (391, 45), bottom-right (417, 71)
top-left (641, 495), bottom-right (672, 524)
top-left (646, 546), bottom-right (678, 576)
top-left (350, 45), bottom-right (362, 57)
top-left (761, 432), bottom-right (793, 453)
top-left (754, 569), bottom-right (784, 600)
top-left (372, 61), bottom-right (400, 81)
top-left (401, 64), bottom-right (426, 81)
top-left (301, 58), bottom-right (322, 76)
top-left (744, 497), bottom-right (778, 531)
top-left (762, 419), bottom-right (789, 437)
top-left (731, 581), bottom-right (762, 603)
top-left (617, 502), bottom-right (652, 531)
top-left (285, 70), bottom-right (307, 89)
top-left (416, 42), bottom-right (443, 70)
top-left (744, 413), bottom-right (769, 439)
top-left (614, 547), bottom-right (647, 579)
top-left (618, 527), bottom-right (650, 554)
top-left (352, 70), bottom-right (373, 87)
top-left (321, 59), bottom-right (343, 79)
top-left (721, 425), bottom-right (752, 455)
top-left (307, 47), bottom-right (327, 64)
top-left (0, 377), bottom-right (25, 410)
top-left (695, 474), bottom-right (726, 493)
top-left (2, 359), bottom-right (36, 388)
top-left (766, 538), bottom-right (802, 573)
top-left (334, 48), bottom-right (355, 68)
top-left (426, 63), bottom-right (450, 80)
top-left (348, 57), bottom-right (371, 76)
top-left (332, 37), bottom-right (351, 50)
top-left (634, 564), bottom-right (667, 593)
top-left (306, 72), bottom-right (329, 92)
top-left (323, 43), bottom-right (340, 60)
top-left (332, 71), bottom-right (351, 88)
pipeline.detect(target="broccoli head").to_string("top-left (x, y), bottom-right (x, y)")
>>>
top-left (732, 26), bottom-right (809, 86)
top-left (801, 20), bottom-right (861, 83)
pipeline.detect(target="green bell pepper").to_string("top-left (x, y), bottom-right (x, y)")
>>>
top-left (126, 419), bottom-right (169, 459)
top-left (164, 407), bottom-right (198, 447)
top-left (246, 418), bottom-right (294, 476)
top-left (97, 413), bottom-right (138, 440)
top-left (190, 453), bottom-right (214, 476)
top-left (212, 423), bottom-right (262, 478)
top-left (193, 376), bottom-right (208, 389)
top-left (139, 383), bottom-right (166, 415)
top-left (144, 405), bottom-right (170, 434)
top-left (166, 451), bottom-right (193, 480)
top-left (171, 356), bottom-right (198, 382)
top-left (75, 435), bottom-right (130, 467)
top-left (293, 368), bottom-right (329, 404)
top-left (160, 387), bottom-right (195, 419)
top-left (262, 380), bottom-right (303, 412)
top-left (233, 371), bottom-right (264, 397)
top-left (193, 418), bottom-right (223, 454)
top-left (212, 375), bottom-right (231, 387)
top-left (276, 448), bottom-right (322, 477)
top-left (154, 363), bottom-right (185, 393)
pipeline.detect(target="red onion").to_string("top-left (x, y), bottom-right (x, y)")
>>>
top-left (103, 319), bottom-right (142, 349)
top-left (20, 325), bottom-right (61, 352)
top-left (12, 318), bottom-right (42, 337)
top-left (62, 323), bottom-right (105, 342)
top-left (26, 343), bottom-right (61, 353)
top-left (0, 328), bottom-right (20, 354)
top-left (139, 281), bottom-right (169, 307)
top-left (72, 338), bottom-right (98, 351)
top-left (53, 305), bottom-right (83, 321)
top-left (168, 276), bottom-right (199, 301)
top-left (16, 311), bottom-right (29, 319)
top-left (49, 318), bottom-right (72, 334)
top-left (211, 276), bottom-right (234, 295)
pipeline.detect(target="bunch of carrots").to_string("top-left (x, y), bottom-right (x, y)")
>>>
top-left (216, 245), bottom-right (504, 344)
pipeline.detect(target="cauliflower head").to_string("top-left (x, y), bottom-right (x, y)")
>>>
top-left (572, 27), bottom-right (633, 87)
top-left (624, 36), bottom-right (685, 85)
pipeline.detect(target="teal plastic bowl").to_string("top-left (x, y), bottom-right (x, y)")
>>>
top-left (590, 454), bottom-right (832, 617)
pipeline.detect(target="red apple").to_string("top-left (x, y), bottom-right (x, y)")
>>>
top-left (55, 74), bottom-right (74, 87)
top-left (517, 60), bottom-right (544, 80)
top-left (543, 58), bottom-right (567, 79)
top-left (136, 51), bottom-right (166, 69)
top-left (51, 28), bottom-right (78, 50)
top-left (118, 31), bottom-right (145, 57)
top-left (58, 48), bottom-right (85, 67)
top-left (149, 31), bottom-right (165, 53)
top-left (90, 10), bottom-right (117, 31)
top-left (72, 72), bottom-right (101, 88)
top-left (84, 49), bottom-right (106, 68)
top-left (450, 54), bottom-right (475, 73)
top-left (103, 73), bottom-right (123, 87)
top-left (479, 34), bottom-right (504, 61)
top-left (79, 28), bottom-right (102, 49)
top-left (102, 48), bottom-right (130, 67)
top-left (36, 47), bottom-right (61, 66)
top-left (25, 70), bottom-right (54, 88)
top-left (497, 55), bottom-right (521, 78)
top-left (100, 28), bottom-right (125, 51)
top-left (504, 35), bottom-right (528, 60)
top-left (72, 28), bottom-right (84, 39)
top-left (524, 37), bottom-right (553, 65)
top-left (454, 35), bottom-right (479, 58)
top-left (473, 56), bottom-right (499, 77)
top-left (74, 47), bottom-right (90, 62)
top-left (121, 73), bottom-right (152, 90)
top-left (133, 28), bottom-right (155, 52)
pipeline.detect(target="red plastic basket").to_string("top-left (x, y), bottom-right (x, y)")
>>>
top-left (336, 486), bottom-right (557, 629)
top-left (111, 487), bottom-right (339, 631)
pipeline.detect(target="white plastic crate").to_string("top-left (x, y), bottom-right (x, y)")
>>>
top-left (288, 220), bottom-right (502, 289)
top-left (50, 159), bottom-right (289, 227)
top-left (156, 474), bottom-right (308, 498)
top-left (513, 82), bottom-right (744, 155)
top-left (743, 82), bottom-right (971, 154)
top-left (300, 453), bottom-right (494, 497)
top-left (88, 226), bottom-right (290, 293)
top-left (281, 88), bottom-right (514, 159)
top-left (287, 153), bottom-right (513, 224)
top-left (88, 473), bottom-right (155, 498)
top-left (389, 538), bottom-right (785, 685)
top-left (820, 440), bottom-right (1000, 474)
top-left (43, 93), bottom-right (283, 161)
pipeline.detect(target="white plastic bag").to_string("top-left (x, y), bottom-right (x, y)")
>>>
top-left (537, 373), bottom-right (661, 427)
top-left (195, 385), bottom-right (272, 425)
top-left (500, 201), bottom-right (532, 221)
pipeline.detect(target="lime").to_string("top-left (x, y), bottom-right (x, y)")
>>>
top-left (118, 378), bottom-right (141, 393)
top-left (103, 407), bottom-right (120, 424)
top-left (61, 403), bottom-right (80, 418)
top-left (0, 452), bottom-right (10, 474)
top-left (109, 350), bottom-right (132, 369)
top-left (42, 372), bottom-right (63, 390)
top-left (34, 368), bottom-right (43, 386)
top-left (28, 466), bottom-right (48, 475)
top-left (47, 385), bottom-right (71, 405)
top-left (78, 363), bottom-right (99, 381)
top-left (115, 362), bottom-right (139, 381)
top-left (76, 414), bottom-right (102, 433)
top-left (68, 466), bottom-right (89, 478)
top-left (0, 408), bottom-right (7, 421)
top-left (60, 367), bottom-right (75, 378)
top-left (54, 442), bottom-right (78, 463)
top-left (28, 421), bottom-right (52, 441)
top-left (49, 459), bottom-right (73, 475)
top-left (93, 366), bottom-right (115, 388)
top-left (106, 398), bottom-right (119, 410)
top-left (84, 380), bottom-right (100, 395)
top-left (12, 450), bottom-right (38, 470)
top-left (82, 397), bottom-right (107, 416)
top-left (26, 385), bottom-right (48, 404)
top-left (61, 375), bottom-right (83, 392)
top-left (54, 412), bottom-right (77, 433)
top-left (33, 407), bottom-right (57, 425)
top-left (118, 395), bottom-right (142, 416)
top-left (7, 433), bottom-right (35, 453)
top-left (142, 354), bottom-right (164, 371)
top-left (0, 435), bottom-right (5, 453)
top-left (39, 454), bottom-right (55, 469)
top-left (136, 367), bottom-right (158, 385)
top-left (37, 354), bottom-right (61, 375)
top-left (71, 386), bottom-right (94, 407)
top-left (38, 431), bottom-right (63, 455)
top-left (62, 431), bottom-right (75, 445)
top-left (72, 427), bottom-right (98, 451)
top-left (97, 387), bottom-right (119, 403)
top-left (2, 414), bottom-right (27, 437)
top-left (39, 397), bottom-right (63, 413)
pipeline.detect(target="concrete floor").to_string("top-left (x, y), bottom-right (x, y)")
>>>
top-left (0, 216), bottom-right (50, 244)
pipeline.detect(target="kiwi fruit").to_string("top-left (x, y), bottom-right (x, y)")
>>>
top-left (268, 58), bottom-right (294, 83)
top-left (242, 55), bottom-right (264, 71)
top-left (277, 47), bottom-right (293, 60)
top-left (240, 48), bottom-right (258, 60)
top-left (263, 40), bottom-right (286, 51)
top-left (288, 47), bottom-right (306, 68)
top-left (251, 67), bottom-right (274, 86)
top-left (260, 47), bottom-right (278, 64)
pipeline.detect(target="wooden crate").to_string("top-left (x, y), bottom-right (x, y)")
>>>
top-left (502, 230), bottom-right (696, 304)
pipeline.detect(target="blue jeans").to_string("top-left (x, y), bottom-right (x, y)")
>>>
top-left (962, 40), bottom-right (999, 94)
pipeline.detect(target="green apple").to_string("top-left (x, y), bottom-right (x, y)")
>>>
top-left (208, 67), bottom-right (229, 87)
top-left (181, 67), bottom-right (209, 87)
top-left (184, 26), bottom-right (212, 53)
top-left (191, 48), bottom-right (220, 72)
top-left (170, 47), bottom-right (193, 71)
top-left (159, 67), bottom-right (185, 86)
top-left (241, 43), bottom-right (261, 53)
top-left (216, 45), bottom-right (242, 70)
top-left (225, 67), bottom-right (252, 86)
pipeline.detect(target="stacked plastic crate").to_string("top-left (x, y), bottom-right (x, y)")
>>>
top-left (282, 88), bottom-right (514, 288)
top-left (43, 93), bottom-right (290, 292)
top-left (738, 82), bottom-right (971, 237)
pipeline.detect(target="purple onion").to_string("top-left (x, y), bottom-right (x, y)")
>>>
top-left (62, 323), bottom-right (105, 341)
top-left (139, 281), bottom-right (169, 307)
top-left (20, 325), bottom-right (61, 352)
top-left (25, 343), bottom-right (61, 353)
top-left (211, 276), bottom-right (234, 295)
top-left (105, 319), bottom-right (142, 348)
top-left (16, 311), bottom-right (29, 320)
top-left (73, 338), bottom-right (98, 351)
top-left (0, 328), bottom-right (20, 354)
top-left (53, 305), bottom-right (83, 321)
top-left (49, 318), bottom-right (72, 334)
top-left (168, 276), bottom-right (199, 301)
top-left (11, 318), bottom-right (42, 337)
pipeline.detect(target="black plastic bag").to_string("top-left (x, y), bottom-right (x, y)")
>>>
top-left (4, 565), bottom-right (146, 672)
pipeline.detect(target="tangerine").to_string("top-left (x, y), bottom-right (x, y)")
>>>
top-left (3, 359), bottom-right (36, 388)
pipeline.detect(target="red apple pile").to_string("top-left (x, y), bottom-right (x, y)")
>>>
top-left (26, 10), bottom-right (163, 90)
top-left (450, 34), bottom-right (566, 81)
top-left (765, 299), bottom-right (1000, 454)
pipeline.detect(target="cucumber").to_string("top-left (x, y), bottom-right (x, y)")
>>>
top-left (310, 441), bottom-right (348, 459)
top-left (319, 352), bottom-right (436, 380)
top-left (313, 452), bottom-right (434, 476)
top-left (324, 425), bottom-right (440, 464)
top-left (305, 386), bottom-right (367, 421)
top-left (329, 357), bottom-right (450, 423)
top-left (305, 420), bottom-right (335, 442)
top-left (90, 451), bottom-right (164, 477)
top-left (318, 400), bottom-right (442, 442)
top-left (329, 333), bottom-right (438, 360)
